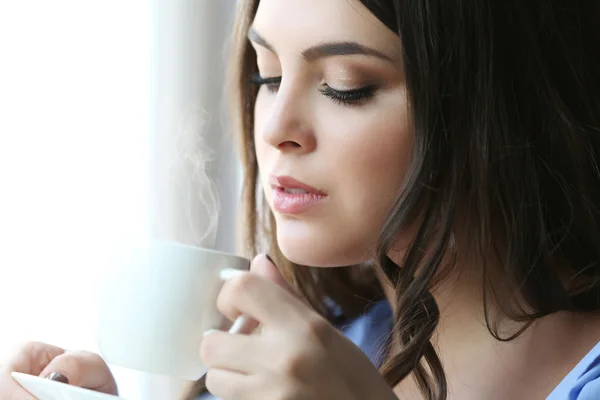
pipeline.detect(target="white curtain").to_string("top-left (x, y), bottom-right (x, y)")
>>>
top-left (0, 1), bottom-right (239, 399)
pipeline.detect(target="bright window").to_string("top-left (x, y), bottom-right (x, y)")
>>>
top-left (0, 1), bottom-right (238, 398)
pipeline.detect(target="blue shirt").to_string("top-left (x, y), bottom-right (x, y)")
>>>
top-left (199, 301), bottom-right (600, 399)
top-left (547, 340), bottom-right (600, 399)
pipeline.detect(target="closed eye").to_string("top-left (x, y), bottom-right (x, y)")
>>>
top-left (249, 73), bottom-right (281, 93)
top-left (318, 85), bottom-right (377, 106)
top-left (249, 73), bottom-right (378, 107)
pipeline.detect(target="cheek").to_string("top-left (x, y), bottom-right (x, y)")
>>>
top-left (294, 106), bottom-right (410, 265)
top-left (325, 98), bottom-right (412, 219)
top-left (315, 97), bottom-right (412, 256)
top-left (339, 123), bottom-right (411, 194)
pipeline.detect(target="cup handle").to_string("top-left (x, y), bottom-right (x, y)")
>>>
top-left (197, 313), bottom-right (255, 384)
top-left (228, 314), bottom-right (255, 334)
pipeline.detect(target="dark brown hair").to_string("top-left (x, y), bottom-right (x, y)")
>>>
top-left (187, 1), bottom-right (600, 399)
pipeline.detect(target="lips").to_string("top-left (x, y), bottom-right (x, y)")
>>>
top-left (269, 175), bottom-right (327, 214)
top-left (269, 175), bottom-right (326, 195)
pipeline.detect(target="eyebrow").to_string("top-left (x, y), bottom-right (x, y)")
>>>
top-left (247, 27), bottom-right (394, 63)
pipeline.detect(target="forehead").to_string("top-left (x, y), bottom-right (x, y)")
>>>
top-left (251, 0), bottom-right (402, 59)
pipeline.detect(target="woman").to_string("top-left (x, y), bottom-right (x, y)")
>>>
top-left (2, 0), bottom-right (600, 399)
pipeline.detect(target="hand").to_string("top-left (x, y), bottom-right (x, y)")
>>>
top-left (0, 341), bottom-right (117, 399)
top-left (200, 254), bottom-right (397, 400)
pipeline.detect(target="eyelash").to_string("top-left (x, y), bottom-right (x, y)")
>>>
top-left (249, 73), bottom-right (376, 106)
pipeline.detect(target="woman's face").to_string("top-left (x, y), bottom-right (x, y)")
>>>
top-left (252, 0), bottom-right (411, 267)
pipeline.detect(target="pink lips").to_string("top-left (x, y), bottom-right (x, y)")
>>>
top-left (269, 175), bottom-right (327, 214)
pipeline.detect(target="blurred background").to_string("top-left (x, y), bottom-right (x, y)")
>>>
top-left (0, 1), bottom-right (239, 398)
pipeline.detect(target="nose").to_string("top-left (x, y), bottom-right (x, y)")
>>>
top-left (258, 83), bottom-right (316, 154)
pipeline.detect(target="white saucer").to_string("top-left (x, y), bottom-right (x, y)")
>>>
top-left (12, 372), bottom-right (124, 400)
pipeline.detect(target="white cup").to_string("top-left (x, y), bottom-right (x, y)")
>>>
top-left (95, 240), bottom-right (250, 380)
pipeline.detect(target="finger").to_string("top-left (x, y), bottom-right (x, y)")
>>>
top-left (251, 254), bottom-right (311, 308)
top-left (39, 351), bottom-right (118, 395)
top-left (205, 368), bottom-right (252, 400)
top-left (5, 342), bottom-right (66, 376)
top-left (0, 371), bottom-right (37, 400)
top-left (219, 254), bottom-right (295, 334)
top-left (200, 330), bottom-right (262, 373)
top-left (218, 272), bottom-right (307, 328)
top-left (251, 254), bottom-right (293, 292)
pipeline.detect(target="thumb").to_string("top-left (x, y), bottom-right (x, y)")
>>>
top-left (250, 254), bottom-right (309, 307)
top-left (39, 351), bottom-right (117, 395)
top-left (250, 254), bottom-right (291, 291)
top-left (225, 254), bottom-right (310, 334)
top-left (223, 254), bottom-right (295, 335)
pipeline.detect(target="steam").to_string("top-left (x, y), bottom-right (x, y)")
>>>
top-left (155, 103), bottom-right (220, 248)
top-left (180, 107), bottom-right (219, 246)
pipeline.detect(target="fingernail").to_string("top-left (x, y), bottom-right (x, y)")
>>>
top-left (47, 372), bottom-right (69, 384)
top-left (266, 254), bottom-right (276, 265)
top-left (203, 329), bottom-right (220, 337)
top-left (219, 268), bottom-right (246, 281)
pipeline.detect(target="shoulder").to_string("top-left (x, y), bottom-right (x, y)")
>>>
top-left (570, 358), bottom-right (600, 400)
top-left (336, 300), bottom-right (393, 367)
top-left (548, 341), bottom-right (600, 400)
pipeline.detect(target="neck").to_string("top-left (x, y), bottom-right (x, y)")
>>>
top-left (378, 257), bottom-right (600, 398)
top-left (377, 256), bottom-right (489, 353)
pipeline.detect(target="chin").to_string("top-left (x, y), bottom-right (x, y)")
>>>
top-left (275, 217), bottom-right (369, 267)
